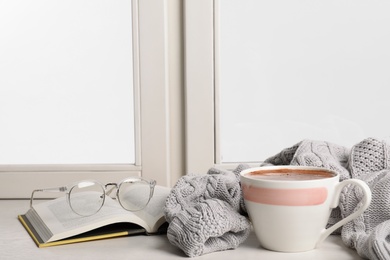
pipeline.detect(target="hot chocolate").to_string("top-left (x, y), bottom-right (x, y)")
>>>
top-left (247, 168), bottom-right (335, 181)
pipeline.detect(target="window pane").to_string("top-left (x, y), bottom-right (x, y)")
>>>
top-left (219, 0), bottom-right (390, 163)
top-left (0, 1), bottom-right (135, 164)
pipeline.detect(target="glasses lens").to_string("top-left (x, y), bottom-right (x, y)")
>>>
top-left (69, 181), bottom-right (105, 216)
top-left (118, 179), bottom-right (152, 211)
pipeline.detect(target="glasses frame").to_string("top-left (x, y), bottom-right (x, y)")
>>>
top-left (30, 177), bottom-right (156, 216)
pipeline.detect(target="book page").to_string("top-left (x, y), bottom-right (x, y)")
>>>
top-left (129, 186), bottom-right (171, 232)
top-left (32, 194), bottom-right (148, 242)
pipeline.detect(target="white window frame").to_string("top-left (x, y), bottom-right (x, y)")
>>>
top-left (184, 0), bottom-right (215, 175)
top-left (185, 0), bottom-right (239, 174)
top-left (0, 0), bottom-right (172, 198)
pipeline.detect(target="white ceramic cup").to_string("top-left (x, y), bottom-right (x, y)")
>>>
top-left (240, 166), bottom-right (372, 252)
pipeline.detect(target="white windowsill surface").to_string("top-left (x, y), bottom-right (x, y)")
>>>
top-left (1, 200), bottom-right (363, 260)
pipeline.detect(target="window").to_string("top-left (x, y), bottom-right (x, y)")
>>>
top-left (1, 1), bottom-right (136, 165)
top-left (184, 0), bottom-right (390, 171)
top-left (0, 0), bottom-right (174, 198)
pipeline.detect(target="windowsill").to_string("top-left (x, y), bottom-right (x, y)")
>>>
top-left (2, 200), bottom-right (363, 259)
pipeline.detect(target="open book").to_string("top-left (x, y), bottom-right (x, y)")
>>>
top-left (18, 185), bottom-right (171, 248)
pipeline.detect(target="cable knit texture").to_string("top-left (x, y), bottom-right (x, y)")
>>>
top-left (164, 164), bottom-right (251, 257)
top-left (264, 139), bottom-right (350, 180)
top-left (340, 138), bottom-right (390, 260)
top-left (340, 170), bottom-right (390, 260)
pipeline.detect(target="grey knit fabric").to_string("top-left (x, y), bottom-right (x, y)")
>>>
top-left (339, 138), bottom-right (390, 260)
top-left (263, 141), bottom-right (301, 165)
top-left (167, 199), bottom-right (250, 257)
top-left (348, 138), bottom-right (390, 179)
top-left (340, 170), bottom-right (390, 260)
top-left (164, 165), bottom-right (251, 257)
top-left (264, 139), bottom-right (350, 180)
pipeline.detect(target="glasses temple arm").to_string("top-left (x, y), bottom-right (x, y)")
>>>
top-left (30, 187), bottom-right (67, 208)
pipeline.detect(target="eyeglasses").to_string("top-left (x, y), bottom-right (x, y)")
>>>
top-left (30, 177), bottom-right (156, 216)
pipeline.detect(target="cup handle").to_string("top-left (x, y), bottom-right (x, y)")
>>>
top-left (316, 179), bottom-right (372, 247)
